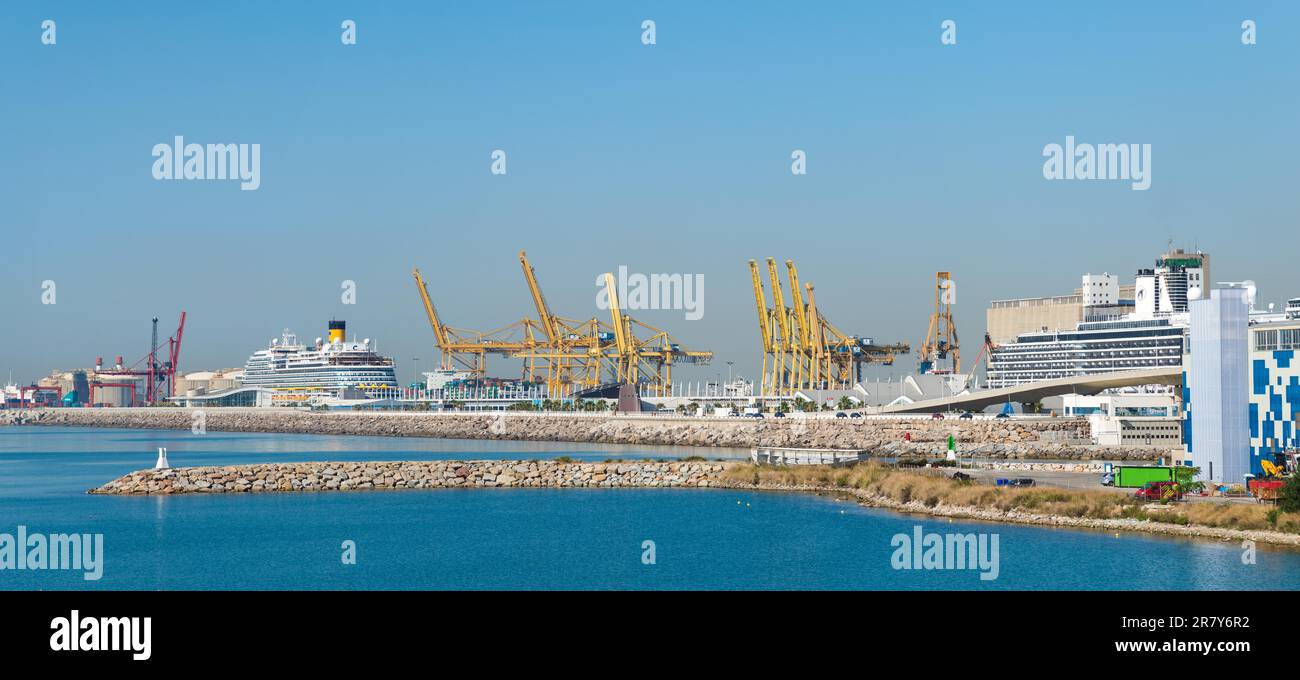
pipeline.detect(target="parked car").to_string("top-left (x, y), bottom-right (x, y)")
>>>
top-left (773, 411), bottom-right (785, 418)
top-left (835, 412), bottom-right (847, 419)
top-left (1100, 473), bottom-right (1114, 486)
top-left (1008, 478), bottom-right (1036, 487)
top-left (931, 413), bottom-right (945, 420)
top-left (995, 413), bottom-right (1010, 419)
top-left (850, 413), bottom-right (863, 419)
top-left (959, 412), bottom-right (974, 419)
top-left (951, 471), bottom-right (973, 482)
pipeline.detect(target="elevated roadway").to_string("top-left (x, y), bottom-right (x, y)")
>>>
top-left (879, 367), bottom-right (1181, 414)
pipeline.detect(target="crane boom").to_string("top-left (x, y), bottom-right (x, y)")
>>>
top-left (786, 260), bottom-right (811, 351)
top-left (765, 258), bottom-right (791, 350)
top-left (519, 250), bottom-right (560, 346)
top-left (169, 312), bottom-right (186, 398)
top-left (749, 260), bottom-right (772, 352)
top-left (766, 258), bottom-right (792, 393)
top-left (412, 268), bottom-right (451, 351)
top-left (604, 272), bottom-right (632, 382)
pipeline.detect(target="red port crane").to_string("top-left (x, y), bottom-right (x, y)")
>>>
top-left (93, 312), bottom-right (187, 405)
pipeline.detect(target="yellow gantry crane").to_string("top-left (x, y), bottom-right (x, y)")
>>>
top-left (918, 271), bottom-right (960, 374)
top-left (515, 250), bottom-right (611, 390)
top-left (749, 257), bottom-right (909, 396)
top-left (412, 267), bottom-right (538, 376)
top-left (600, 271), bottom-right (712, 395)
top-left (749, 260), bottom-right (773, 390)
top-left (414, 253), bottom-right (711, 397)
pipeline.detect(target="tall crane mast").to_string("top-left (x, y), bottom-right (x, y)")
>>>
top-left (918, 271), bottom-right (960, 374)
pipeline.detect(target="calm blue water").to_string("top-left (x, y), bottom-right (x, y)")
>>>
top-left (2, 426), bottom-right (1298, 590)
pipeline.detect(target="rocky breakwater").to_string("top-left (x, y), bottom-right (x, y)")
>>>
top-left (5, 407), bottom-right (1165, 460)
top-left (90, 459), bottom-right (733, 495)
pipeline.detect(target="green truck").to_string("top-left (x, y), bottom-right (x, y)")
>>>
top-left (1107, 466), bottom-right (1176, 488)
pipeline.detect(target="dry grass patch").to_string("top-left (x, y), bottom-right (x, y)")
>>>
top-left (723, 463), bottom-right (1300, 536)
top-left (1180, 504), bottom-right (1272, 531)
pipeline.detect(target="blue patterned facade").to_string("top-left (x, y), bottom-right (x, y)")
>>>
top-left (1249, 326), bottom-right (1300, 475)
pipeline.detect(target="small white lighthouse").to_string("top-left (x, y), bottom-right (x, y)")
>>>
top-left (154, 447), bottom-right (170, 470)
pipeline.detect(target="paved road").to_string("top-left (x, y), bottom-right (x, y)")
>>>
top-left (945, 467), bottom-right (1259, 504)
top-left (957, 467), bottom-right (1119, 492)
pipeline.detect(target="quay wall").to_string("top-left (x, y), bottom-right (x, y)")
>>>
top-left (3, 408), bottom-right (1166, 460)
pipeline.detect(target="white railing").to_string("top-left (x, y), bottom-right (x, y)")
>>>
top-left (751, 447), bottom-right (868, 466)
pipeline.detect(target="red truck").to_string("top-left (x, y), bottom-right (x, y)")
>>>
top-left (1134, 481), bottom-right (1183, 502)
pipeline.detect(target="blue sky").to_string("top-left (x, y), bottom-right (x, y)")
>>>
top-left (1, 1), bottom-right (1297, 385)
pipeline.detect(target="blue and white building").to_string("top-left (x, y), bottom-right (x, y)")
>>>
top-left (1248, 298), bottom-right (1300, 472)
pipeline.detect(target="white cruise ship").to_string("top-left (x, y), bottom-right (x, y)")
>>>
top-left (242, 321), bottom-right (398, 404)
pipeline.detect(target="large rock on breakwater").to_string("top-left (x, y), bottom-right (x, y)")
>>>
top-left (91, 459), bottom-right (732, 495)
top-left (3, 408), bottom-right (1166, 460)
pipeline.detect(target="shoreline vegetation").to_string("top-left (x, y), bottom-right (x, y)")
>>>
top-left (721, 464), bottom-right (1300, 548)
top-left (90, 458), bottom-right (1300, 548)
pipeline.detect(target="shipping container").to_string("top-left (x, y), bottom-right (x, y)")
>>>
top-left (1114, 466), bottom-right (1175, 488)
